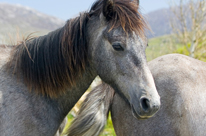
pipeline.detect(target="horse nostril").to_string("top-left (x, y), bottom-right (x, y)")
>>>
top-left (140, 97), bottom-right (150, 112)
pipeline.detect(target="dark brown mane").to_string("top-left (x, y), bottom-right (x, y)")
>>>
top-left (6, 13), bottom-right (89, 98)
top-left (5, 0), bottom-right (147, 98)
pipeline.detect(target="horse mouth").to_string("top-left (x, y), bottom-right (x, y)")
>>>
top-left (131, 105), bottom-right (151, 120)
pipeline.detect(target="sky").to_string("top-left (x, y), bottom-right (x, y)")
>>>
top-left (0, 0), bottom-right (170, 20)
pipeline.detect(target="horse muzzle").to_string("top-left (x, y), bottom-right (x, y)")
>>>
top-left (131, 96), bottom-right (160, 119)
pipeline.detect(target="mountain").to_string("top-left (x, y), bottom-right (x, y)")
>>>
top-left (0, 3), bottom-right (173, 44)
top-left (0, 3), bottom-right (65, 44)
top-left (145, 8), bottom-right (173, 38)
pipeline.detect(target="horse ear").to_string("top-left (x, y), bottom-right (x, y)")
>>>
top-left (103, 0), bottom-right (114, 21)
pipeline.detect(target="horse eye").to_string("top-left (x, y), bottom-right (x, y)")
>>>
top-left (112, 43), bottom-right (124, 51)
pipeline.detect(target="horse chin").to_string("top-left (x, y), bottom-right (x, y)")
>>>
top-left (131, 105), bottom-right (151, 120)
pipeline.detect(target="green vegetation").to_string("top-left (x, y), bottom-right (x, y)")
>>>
top-left (100, 113), bottom-right (116, 136)
top-left (146, 35), bottom-right (179, 61)
top-left (147, 35), bottom-right (206, 62)
top-left (173, 42), bottom-right (206, 62)
top-left (65, 113), bottom-right (74, 130)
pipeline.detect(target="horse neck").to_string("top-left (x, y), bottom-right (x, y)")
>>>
top-left (53, 66), bottom-right (97, 119)
top-left (5, 24), bottom-right (98, 117)
top-left (6, 20), bottom-right (91, 98)
top-left (0, 64), bottom-right (96, 135)
top-left (48, 68), bottom-right (96, 135)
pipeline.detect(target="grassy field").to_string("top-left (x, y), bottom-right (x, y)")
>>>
top-left (146, 35), bottom-right (179, 61)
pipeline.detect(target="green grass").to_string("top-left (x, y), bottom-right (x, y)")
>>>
top-left (100, 112), bottom-right (116, 136)
top-left (146, 35), bottom-right (179, 61)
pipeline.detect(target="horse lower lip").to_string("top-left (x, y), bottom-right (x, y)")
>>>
top-left (131, 105), bottom-right (149, 120)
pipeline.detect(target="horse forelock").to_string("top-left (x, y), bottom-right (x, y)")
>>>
top-left (89, 0), bottom-right (148, 37)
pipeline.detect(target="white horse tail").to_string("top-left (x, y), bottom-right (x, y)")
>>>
top-left (66, 82), bottom-right (115, 136)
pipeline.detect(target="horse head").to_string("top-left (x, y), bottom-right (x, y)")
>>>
top-left (87, 0), bottom-right (160, 119)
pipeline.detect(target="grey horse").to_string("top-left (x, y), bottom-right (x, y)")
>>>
top-left (68, 54), bottom-right (206, 136)
top-left (0, 45), bottom-right (66, 136)
top-left (0, 0), bottom-right (160, 135)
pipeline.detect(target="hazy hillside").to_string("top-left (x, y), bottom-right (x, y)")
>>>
top-left (0, 3), bottom-right (174, 43)
top-left (146, 8), bottom-right (173, 38)
top-left (0, 3), bottom-right (65, 44)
